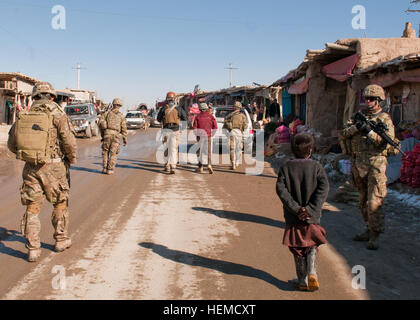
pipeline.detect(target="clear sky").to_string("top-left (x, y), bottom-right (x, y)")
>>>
top-left (0, 0), bottom-right (419, 110)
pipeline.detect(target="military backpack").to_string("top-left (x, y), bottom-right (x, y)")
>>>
top-left (15, 103), bottom-right (54, 165)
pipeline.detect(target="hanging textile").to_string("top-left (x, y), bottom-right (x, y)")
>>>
top-left (322, 54), bottom-right (359, 82)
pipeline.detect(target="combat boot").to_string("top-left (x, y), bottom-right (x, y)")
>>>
top-left (208, 165), bottom-right (214, 175)
top-left (367, 231), bottom-right (380, 250)
top-left (291, 255), bottom-right (308, 291)
top-left (52, 204), bottom-right (71, 253)
top-left (24, 212), bottom-right (42, 263)
top-left (28, 249), bottom-right (41, 263)
top-left (306, 248), bottom-right (320, 291)
top-left (353, 228), bottom-right (370, 242)
top-left (54, 239), bottom-right (72, 253)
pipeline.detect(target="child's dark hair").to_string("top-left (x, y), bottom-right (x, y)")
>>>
top-left (292, 133), bottom-right (314, 159)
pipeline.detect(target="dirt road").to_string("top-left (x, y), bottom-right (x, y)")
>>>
top-left (0, 128), bottom-right (376, 300)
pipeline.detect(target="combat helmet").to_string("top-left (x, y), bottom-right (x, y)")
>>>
top-left (234, 101), bottom-right (242, 110)
top-left (112, 98), bottom-right (123, 107)
top-left (32, 82), bottom-right (57, 98)
top-left (363, 85), bottom-right (386, 101)
top-left (166, 92), bottom-right (176, 101)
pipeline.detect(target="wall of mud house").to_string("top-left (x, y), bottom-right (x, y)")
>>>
top-left (356, 38), bottom-right (420, 69)
top-left (0, 92), bottom-right (5, 123)
top-left (306, 62), bottom-right (347, 137)
top-left (387, 82), bottom-right (420, 124)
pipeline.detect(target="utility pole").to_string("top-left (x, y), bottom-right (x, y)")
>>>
top-left (72, 62), bottom-right (86, 89)
top-left (225, 63), bottom-right (239, 88)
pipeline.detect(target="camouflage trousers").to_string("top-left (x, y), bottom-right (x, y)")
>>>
top-left (102, 134), bottom-right (121, 171)
top-left (351, 157), bottom-right (388, 234)
top-left (20, 161), bottom-right (70, 250)
top-left (230, 129), bottom-right (243, 166)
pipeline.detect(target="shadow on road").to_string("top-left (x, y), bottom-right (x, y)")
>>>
top-left (71, 166), bottom-right (103, 175)
top-left (192, 207), bottom-right (285, 229)
top-left (139, 242), bottom-right (294, 292)
top-left (0, 227), bottom-right (55, 261)
top-left (117, 159), bottom-right (277, 178)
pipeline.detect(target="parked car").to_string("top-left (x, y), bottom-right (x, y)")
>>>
top-left (150, 110), bottom-right (161, 128)
top-left (212, 106), bottom-right (254, 152)
top-left (65, 103), bottom-right (99, 138)
top-left (125, 111), bottom-right (146, 129)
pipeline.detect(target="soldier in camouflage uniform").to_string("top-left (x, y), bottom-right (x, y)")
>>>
top-left (341, 85), bottom-right (395, 250)
top-left (99, 98), bottom-right (127, 175)
top-left (7, 82), bottom-right (77, 262)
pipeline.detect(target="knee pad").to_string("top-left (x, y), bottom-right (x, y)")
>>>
top-left (53, 202), bottom-right (68, 219)
top-left (26, 203), bottom-right (42, 215)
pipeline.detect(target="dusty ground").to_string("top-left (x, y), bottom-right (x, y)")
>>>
top-left (268, 157), bottom-right (420, 300)
top-left (0, 128), bottom-right (417, 300)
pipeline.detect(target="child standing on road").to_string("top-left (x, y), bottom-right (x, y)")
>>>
top-left (276, 134), bottom-right (329, 291)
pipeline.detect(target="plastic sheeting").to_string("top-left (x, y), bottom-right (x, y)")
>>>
top-left (322, 54), bottom-right (359, 82)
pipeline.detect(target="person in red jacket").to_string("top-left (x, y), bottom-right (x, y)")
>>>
top-left (193, 103), bottom-right (218, 174)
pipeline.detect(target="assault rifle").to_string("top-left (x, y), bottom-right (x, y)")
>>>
top-left (354, 111), bottom-right (408, 159)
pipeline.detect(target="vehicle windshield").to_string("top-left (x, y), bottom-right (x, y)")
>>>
top-left (126, 113), bottom-right (142, 118)
top-left (66, 105), bottom-right (89, 116)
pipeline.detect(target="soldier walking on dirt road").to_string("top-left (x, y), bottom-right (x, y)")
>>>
top-left (99, 98), bottom-right (127, 175)
top-left (157, 91), bottom-right (187, 174)
top-left (7, 82), bottom-right (77, 262)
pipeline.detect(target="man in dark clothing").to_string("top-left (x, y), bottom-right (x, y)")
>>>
top-left (269, 99), bottom-right (281, 122)
top-left (193, 103), bottom-right (218, 174)
top-left (276, 133), bottom-right (329, 292)
top-left (157, 91), bottom-right (188, 174)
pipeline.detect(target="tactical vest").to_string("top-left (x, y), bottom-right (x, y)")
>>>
top-left (164, 106), bottom-right (180, 126)
top-left (350, 112), bottom-right (393, 157)
top-left (106, 110), bottom-right (122, 131)
top-left (226, 111), bottom-right (247, 131)
top-left (15, 102), bottom-right (58, 165)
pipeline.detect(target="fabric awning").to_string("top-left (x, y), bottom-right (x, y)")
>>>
top-left (288, 78), bottom-right (309, 95)
top-left (371, 68), bottom-right (420, 87)
top-left (280, 72), bottom-right (294, 83)
top-left (255, 88), bottom-right (271, 99)
top-left (322, 54), bottom-right (359, 82)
